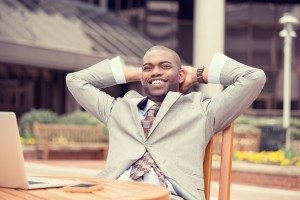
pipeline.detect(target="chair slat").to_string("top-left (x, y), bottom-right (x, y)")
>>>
top-left (219, 124), bottom-right (234, 200)
top-left (203, 123), bottom-right (234, 200)
top-left (204, 137), bottom-right (214, 200)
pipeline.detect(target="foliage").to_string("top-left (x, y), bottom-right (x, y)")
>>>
top-left (58, 110), bottom-right (109, 140)
top-left (19, 109), bottom-right (108, 139)
top-left (19, 109), bottom-right (58, 138)
top-left (235, 115), bottom-right (281, 127)
top-left (59, 110), bottom-right (101, 125)
top-left (234, 124), bottom-right (261, 135)
top-left (20, 137), bottom-right (35, 145)
top-left (291, 128), bottom-right (300, 140)
top-left (234, 150), bottom-right (300, 167)
top-left (235, 115), bottom-right (300, 139)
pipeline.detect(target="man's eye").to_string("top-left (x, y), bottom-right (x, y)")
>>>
top-left (162, 64), bottom-right (171, 69)
top-left (143, 66), bottom-right (151, 71)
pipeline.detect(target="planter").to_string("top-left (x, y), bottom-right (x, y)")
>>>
top-left (23, 146), bottom-right (107, 160)
top-left (213, 125), bottom-right (262, 154)
top-left (212, 161), bottom-right (300, 190)
top-left (234, 125), bottom-right (262, 152)
top-left (259, 125), bottom-right (286, 151)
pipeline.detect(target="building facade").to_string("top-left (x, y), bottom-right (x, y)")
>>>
top-left (109, 0), bottom-right (300, 113)
top-left (1, 0), bottom-right (300, 117)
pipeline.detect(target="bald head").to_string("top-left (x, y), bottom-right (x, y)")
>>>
top-left (143, 45), bottom-right (181, 69)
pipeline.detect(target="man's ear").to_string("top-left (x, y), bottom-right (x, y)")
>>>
top-left (179, 68), bottom-right (185, 84)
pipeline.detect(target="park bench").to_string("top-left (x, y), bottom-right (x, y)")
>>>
top-left (33, 123), bottom-right (108, 160)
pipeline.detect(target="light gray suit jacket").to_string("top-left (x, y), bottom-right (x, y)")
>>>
top-left (66, 56), bottom-right (266, 200)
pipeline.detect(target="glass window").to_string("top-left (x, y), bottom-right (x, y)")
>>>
top-left (225, 2), bottom-right (300, 110)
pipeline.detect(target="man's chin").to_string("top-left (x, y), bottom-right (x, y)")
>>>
top-left (146, 90), bottom-right (168, 100)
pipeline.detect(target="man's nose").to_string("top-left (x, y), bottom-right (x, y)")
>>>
top-left (151, 66), bottom-right (163, 76)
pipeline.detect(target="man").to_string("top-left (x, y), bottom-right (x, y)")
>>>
top-left (66, 45), bottom-right (266, 200)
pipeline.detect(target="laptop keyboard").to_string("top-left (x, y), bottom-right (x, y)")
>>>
top-left (28, 181), bottom-right (45, 185)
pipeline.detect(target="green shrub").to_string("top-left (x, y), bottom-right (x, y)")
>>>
top-left (59, 110), bottom-right (101, 125)
top-left (291, 118), bottom-right (300, 129)
top-left (19, 109), bottom-right (109, 139)
top-left (236, 115), bottom-right (300, 128)
top-left (59, 110), bottom-right (109, 141)
top-left (235, 115), bottom-right (300, 141)
top-left (235, 115), bottom-right (281, 127)
top-left (19, 109), bottom-right (59, 138)
top-left (291, 128), bottom-right (300, 140)
top-left (235, 124), bottom-right (261, 135)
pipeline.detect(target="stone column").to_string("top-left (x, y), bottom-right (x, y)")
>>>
top-left (193, 0), bottom-right (225, 97)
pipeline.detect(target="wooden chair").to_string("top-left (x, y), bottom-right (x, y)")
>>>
top-left (203, 123), bottom-right (235, 200)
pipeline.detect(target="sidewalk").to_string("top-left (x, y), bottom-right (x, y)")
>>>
top-left (210, 182), bottom-right (300, 200)
top-left (25, 159), bottom-right (300, 200)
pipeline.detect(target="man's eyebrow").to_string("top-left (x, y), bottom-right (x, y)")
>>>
top-left (159, 61), bottom-right (172, 64)
top-left (142, 61), bottom-right (172, 66)
top-left (142, 63), bottom-right (152, 66)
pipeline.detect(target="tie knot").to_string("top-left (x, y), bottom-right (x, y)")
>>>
top-left (147, 104), bottom-right (160, 117)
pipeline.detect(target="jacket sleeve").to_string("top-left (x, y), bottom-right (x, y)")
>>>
top-left (66, 59), bottom-right (118, 124)
top-left (202, 53), bottom-right (266, 136)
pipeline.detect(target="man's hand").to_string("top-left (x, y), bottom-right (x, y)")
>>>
top-left (179, 66), bottom-right (208, 93)
top-left (179, 66), bottom-right (198, 93)
top-left (123, 67), bottom-right (142, 83)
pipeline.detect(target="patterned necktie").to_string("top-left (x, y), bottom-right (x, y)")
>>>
top-left (141, 104), bottom-right (159, 138)
top-left (130, 104), bottom-right (168, 187)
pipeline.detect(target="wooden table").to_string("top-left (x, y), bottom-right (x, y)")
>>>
top-left (0, 177), bottom-right (170, 200)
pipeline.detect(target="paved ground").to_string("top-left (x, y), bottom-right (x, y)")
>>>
top-left (25, 159), bottom-right (300, 200)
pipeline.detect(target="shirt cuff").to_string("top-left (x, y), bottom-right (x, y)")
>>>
top-left (109, 56), bottom-right (127, 84)
top-left (207, 52), bottom-right (229, 84)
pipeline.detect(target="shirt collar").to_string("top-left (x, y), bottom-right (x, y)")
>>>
top-left (137, 98), bottom-right (156, 114)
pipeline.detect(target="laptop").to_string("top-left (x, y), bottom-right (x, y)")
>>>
top-left (0, 112), bottom-right (83, 189)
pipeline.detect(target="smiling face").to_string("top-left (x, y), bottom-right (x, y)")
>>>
top-left (141, 47), bottom-right (184, 103)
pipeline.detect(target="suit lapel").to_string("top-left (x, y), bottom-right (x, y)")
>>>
top-left (129, 96), bottom-right (147, 141)
top-left (147, 92), bottom-right (181, 138)
top-left (128, 91), bottom-right (182, 141)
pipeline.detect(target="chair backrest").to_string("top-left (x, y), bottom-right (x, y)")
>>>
top-left (203, 123), bottom-right (234, 200)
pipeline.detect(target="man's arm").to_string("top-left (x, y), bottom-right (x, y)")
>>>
top-left (206, 53), bottom-right (266, 134)
top-left (122, 67), bottom-right (142, 82)
top-left (181, 53), bottom-right (266, 135)
top-left (66, 56), bottom-right (142, 123)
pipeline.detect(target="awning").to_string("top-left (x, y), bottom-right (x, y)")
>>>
top-left (0, 0), bottom-right (155, 70)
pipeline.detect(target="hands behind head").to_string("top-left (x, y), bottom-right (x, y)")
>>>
top-left (179, 66), bottom-right (198, 94)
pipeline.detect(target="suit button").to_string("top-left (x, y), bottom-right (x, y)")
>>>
top-left (145, 142), bottom-right (151, 148)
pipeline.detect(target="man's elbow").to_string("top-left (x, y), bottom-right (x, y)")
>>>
top-left (65, 73), bottom-right (76, 89)
top-left (256, 69), bottom-right (267, 86)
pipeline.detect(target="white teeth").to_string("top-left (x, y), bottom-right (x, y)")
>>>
top-left (152, 80), bottom-right (163, 85)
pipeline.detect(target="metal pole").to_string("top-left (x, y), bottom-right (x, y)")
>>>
top-left (279, 13), bottom-right (298, 150)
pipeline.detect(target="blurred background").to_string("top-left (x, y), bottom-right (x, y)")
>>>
top-left (0, 0), bottom-right (300, 199)
top-left (1, 0), bottom-right (300, 115)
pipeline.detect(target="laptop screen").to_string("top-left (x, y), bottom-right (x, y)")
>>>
top-left (0, 112), bottom-right (29, 189)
